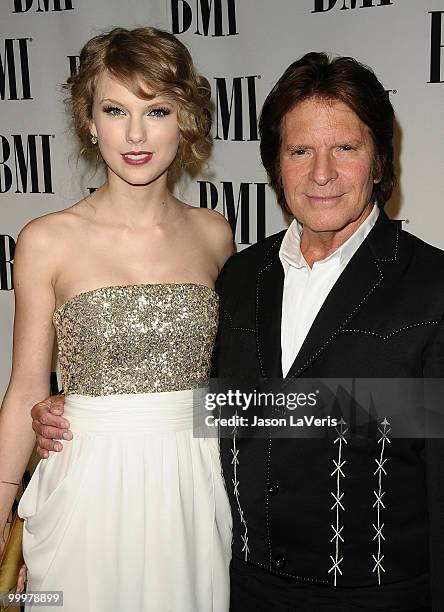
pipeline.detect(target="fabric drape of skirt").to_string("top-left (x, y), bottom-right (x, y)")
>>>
top-left (18, 389), bottom-right (232, 612)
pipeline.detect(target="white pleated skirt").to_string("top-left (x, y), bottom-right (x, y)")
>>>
top-left (18, 390), bottom-right (232, 612)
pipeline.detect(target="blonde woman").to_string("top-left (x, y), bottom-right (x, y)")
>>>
top-left (0, 27), bottom-right (233, 611)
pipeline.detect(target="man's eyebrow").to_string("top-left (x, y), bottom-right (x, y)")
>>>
top-left (285, 143), bottom-right (311, 150)
top-left (284, 143), bottom-right (314, 153)
top-left (335, 138), bottom-right (363, 146)
top-left (285, 138), bottom-right (364, 150)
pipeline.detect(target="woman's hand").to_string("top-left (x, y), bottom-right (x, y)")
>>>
top-left (16, 563), bottom-right (27, 592)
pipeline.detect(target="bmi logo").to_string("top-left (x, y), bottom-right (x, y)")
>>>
top-left (0, 235), bottom-right (15, 291)
top-left (213, 76), bottom-right (259, 141)
top-left (429, 12), bottom-right (444, 83)
top-left (67, 55), bottom-right (80, 77)
top-left (199, 181), bottom-right (267, 244)
top-left (0, 39), bottom-right (32, 100)
top-left (13, 0), bottom-right (74, 12)
top-left (171, 0), bottom-right (238, 36)
top-left (0, 135), bottom-right (54, 194)
top-left (312, 0), bottom-right (393, 11)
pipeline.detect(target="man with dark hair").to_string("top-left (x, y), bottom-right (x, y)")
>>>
top-left (213, 53), bottom-right (444, 611)
top-left (32, 53), bottom-right (444, 611)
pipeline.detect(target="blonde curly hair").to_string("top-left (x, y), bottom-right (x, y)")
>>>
top-left (64, 27), bottom-right (212, 175)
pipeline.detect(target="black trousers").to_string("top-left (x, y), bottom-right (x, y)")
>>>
top-left (229, 558), bottom-right (431, 612)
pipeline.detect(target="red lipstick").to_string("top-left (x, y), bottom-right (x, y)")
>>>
top-left (121, 151), bottom-right (153, 165)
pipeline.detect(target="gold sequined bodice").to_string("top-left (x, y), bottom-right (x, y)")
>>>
top-left (53, 283), bottom-right (218, 396)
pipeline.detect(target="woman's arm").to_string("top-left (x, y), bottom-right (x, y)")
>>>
top-left (0, 219), bottom-right (56, 531)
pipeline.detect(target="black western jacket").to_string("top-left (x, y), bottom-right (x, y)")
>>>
top-left (213, 211), bottom-right (444, 607)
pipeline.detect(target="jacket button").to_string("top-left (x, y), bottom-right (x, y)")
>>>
top-left (267, 483), bottom-right (279, 496)
top-left (275, 556), bottom-right (286, 569)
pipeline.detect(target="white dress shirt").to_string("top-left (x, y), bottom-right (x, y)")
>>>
top-left (279, 205), bottom-right (379, 376)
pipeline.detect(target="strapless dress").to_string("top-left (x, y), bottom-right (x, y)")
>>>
top-left (18, 283), bottom-right (232, 611)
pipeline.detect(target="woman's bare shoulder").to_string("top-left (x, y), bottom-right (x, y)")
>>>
top-left (15, 202), bottom-right (93, 286)
top-left (17, 200), bottom-right (89, 247)
top-left (184, 204), bottom-right (235, 268)
top-left (185, 204), bottom-right (232, 235)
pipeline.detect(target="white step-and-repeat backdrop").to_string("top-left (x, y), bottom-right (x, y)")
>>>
top-left (1, 0), bottom-right (443, 397)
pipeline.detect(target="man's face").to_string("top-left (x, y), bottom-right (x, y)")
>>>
top-left (279, 97), bottom-right (380, 237)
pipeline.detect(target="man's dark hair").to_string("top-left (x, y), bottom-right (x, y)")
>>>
top-left (259, 52), bottom-right (395, 214)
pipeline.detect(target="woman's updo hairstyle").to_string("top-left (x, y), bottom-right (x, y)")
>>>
top-left (64, 27), bottom-right (212, 174)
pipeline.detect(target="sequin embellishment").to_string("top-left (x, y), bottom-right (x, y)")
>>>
top-left (53, 284), bottom-right (218, 396)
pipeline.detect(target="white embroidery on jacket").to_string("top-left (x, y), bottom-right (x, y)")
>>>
top-left (372, 417), bottom-right (390, 583)
top-left (329, 418), bottom-right (348, 585)
top-left (231, 411), bottom-right (249, 560)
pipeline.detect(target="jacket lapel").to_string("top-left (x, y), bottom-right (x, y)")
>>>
top-left (256, 234), bottom-right (285, 378)
top-left (286, 211), bottom-right (399, 378)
